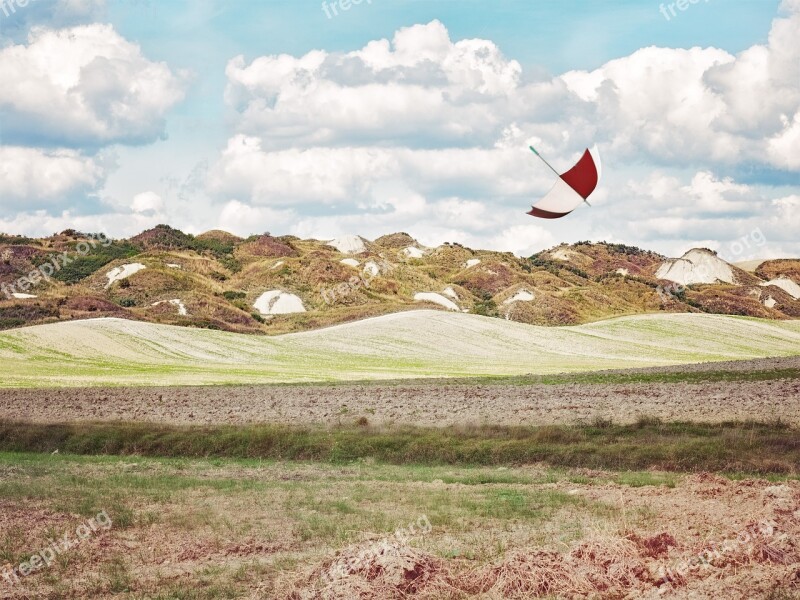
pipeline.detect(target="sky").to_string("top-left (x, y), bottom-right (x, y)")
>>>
top-left (0, 0), bottom-right (798, 261)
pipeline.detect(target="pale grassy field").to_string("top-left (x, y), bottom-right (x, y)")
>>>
top-left (0, 311), bottom-right (799, 387)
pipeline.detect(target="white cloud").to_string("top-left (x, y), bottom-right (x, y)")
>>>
top-left (221, 8), bottom-right (800, 172)
top-left (225, 20), bottom-right (523, 148)
top-left (0, 146), bottom-right (106, 207)
top-left (5, 7), bottom-right (798, 260)
top-left (484, 224), bottom-right (557, 257)
top-left (207, 135), bottom-right (551, 207)
top-left (563, 4), bottom-right (800, 169)
top-left (206, 11), bottom-right (800, 257)
top-left (768, 112), bottom-right (800, 169)
top-left (217, 200), bottom-right (295, 236)
top-left (0, 209), bottom-right (160, 238)
top-left (131, 191), bottom-right (164, 214)
top-left (680, 171), bottom-right (756, 214)
top-left (0, 24), bottom-right (188, 148)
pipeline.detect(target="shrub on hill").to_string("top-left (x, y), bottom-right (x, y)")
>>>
top-left (133, 225), bottom-right (241, 268)
top-left (473, 292), bottom-right (499, 317)
top-left (575, 241), bottom-right (659, 258)
top-left (0, 234), bottom-right (37, 246)
top-left (0, 303), bottom-right (59, 330)
top-left (223, 291), bottom-right (247, 300)
top-left (50, 242), bottom-right (140, 284)
top-left (528, 255), bottom-right (589, 280)
top-left (64, 296), bottom-right (126, 313)
top-left (132, 224), bottom-right (194, 250)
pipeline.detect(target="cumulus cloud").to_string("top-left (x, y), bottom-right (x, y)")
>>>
top-left (3, 6), bottom-right (796, 259)
top-left (207, 135), bottom-right (550, 206)
top-left (208, 9), bottom-right (799, 256)
top-left (131, 191), bottom-right (164, 214)
top-left (0, 146), bottom-right (106, 209)
top-left (627, 171), bottom-right (760, 217)
top-left (564, 2), bottom-right (800, 169)
top-left (217, 200), bottom-right (295, 236)
top-left (225, 21), bottom-right (523, 149)
top-left (0, 24), bottom-right (188, 148)
top-left (222, 9), bottom-right (799, 169)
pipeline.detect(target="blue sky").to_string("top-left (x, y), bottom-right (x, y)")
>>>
top-left (0, 0), bottom-right (797, 259)
top-left (108, 0), bottom-right (780, 127)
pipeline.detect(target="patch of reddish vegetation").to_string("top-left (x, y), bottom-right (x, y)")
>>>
top-left (130, 224), bottom-right (192, 250)
top-left (282, 536), bottom-right (655, 599)
top-left (0, 245), bottom-right (50, 282)
top-left (64, 296), bottom-right (126, 314)
top-left (299, 252), bottom-right (354, 285)
top-left (688, 286), bottom-right (792, 319)
top-left (626, 531), bottom-right (677, 558)
top-left (455, 261), bottom-right (517, 296)
top-left (241, 235), bottom-right (298, 258)
top-left (757, 260), bottom-right (800, 283)
top-left (758, 286), bottom-right (800, 317)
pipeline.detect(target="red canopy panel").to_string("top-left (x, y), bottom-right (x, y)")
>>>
top-left (526, 206), bottom-right (573, 219)
top-left (559, 149), bottom-right (599, 200)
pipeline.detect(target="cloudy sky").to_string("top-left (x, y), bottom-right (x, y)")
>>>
top-left (0, 0), bottom-right (798, 260)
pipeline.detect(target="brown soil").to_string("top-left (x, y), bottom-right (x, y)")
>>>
top-left (2, 358), bottom-right (798, 427)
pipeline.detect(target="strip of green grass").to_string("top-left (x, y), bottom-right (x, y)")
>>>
top-left (477, 367), bottom-right (800, 386)
top-left (1, 419), bottom-right (798, 474)
top-left (235, 364), bottom-right (800, 388)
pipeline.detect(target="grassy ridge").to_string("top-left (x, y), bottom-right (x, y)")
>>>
top-left (1, 419), bottom-right (798, 474)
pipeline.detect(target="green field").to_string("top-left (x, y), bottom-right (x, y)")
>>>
top-left (0, 311), bottom-right (799, 387)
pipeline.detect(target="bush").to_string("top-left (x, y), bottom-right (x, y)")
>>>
top-left (218, 255), bottom-right (242, 273)
top-left (527, 255), bottom-right (589, 280)
top-left (223, 291), bottom-right (247, 301)
top-left (473, 291), bottom-right (498, 317)
top-left (0, 304), bottom-right (59, 330)
top-left (0, 234), bottom-right (36, 245)
top-left (117, 298), bottom-right (136, 307)
top-left (51, 242), bottom-right (140, 285)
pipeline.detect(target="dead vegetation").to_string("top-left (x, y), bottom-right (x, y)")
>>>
top-left (278, 483), bottom-right (800, 599)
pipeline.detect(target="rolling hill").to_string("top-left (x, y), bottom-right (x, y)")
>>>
top-left (1, 311), bottom-right (799, 387)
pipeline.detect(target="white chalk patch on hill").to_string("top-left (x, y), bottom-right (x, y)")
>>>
top-left (656, 249), bottom-right (735, 286)
top-left (328, 235), bottom-right (366, 254)
top-left (105, 263), bottom-right (146, 288)
top-left (253, 290), bottom-right (306, 315)
top-left (414, 292), bottom-right (460, 311)
top-left (761, 277), bottom-right (800, 299)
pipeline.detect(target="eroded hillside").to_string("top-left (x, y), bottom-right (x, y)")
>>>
top-left (0, 227), bottom-right (798, 333)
